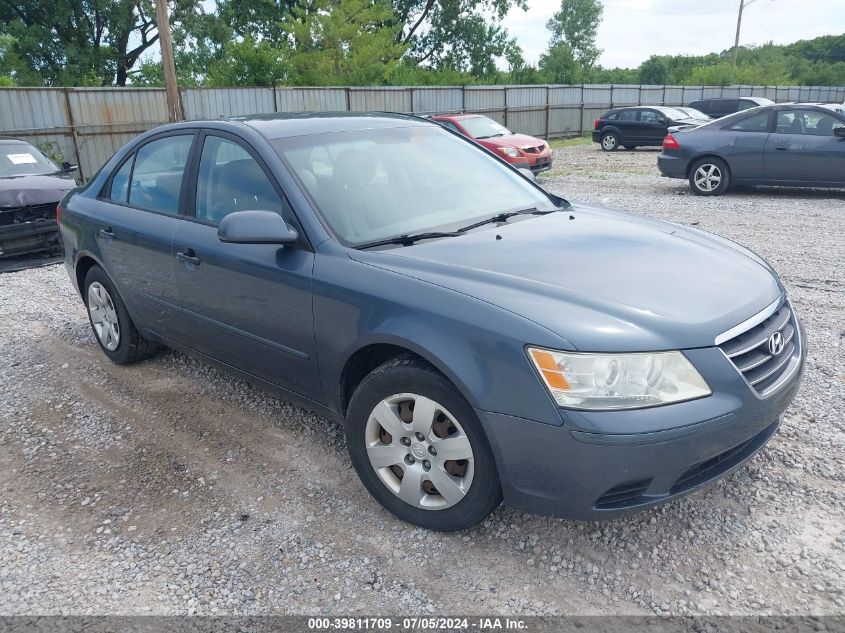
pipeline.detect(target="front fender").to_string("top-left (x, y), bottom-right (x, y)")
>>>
top-left (313, 245), bottom-right (568, 426)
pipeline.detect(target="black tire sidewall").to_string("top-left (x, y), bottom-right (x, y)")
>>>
top-left (601, 132), bottom-right (619, 151)
top-left (346, 359), bottom-right (501, 531)
top-left (689, 157), bottom-right (730, 196)
top-left (83, 266), bottom-right (139, 364)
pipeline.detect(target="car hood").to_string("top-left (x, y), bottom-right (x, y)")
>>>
top-left (0, 173), bottom-right (77, 207)
top-left (348, 204), bottom-right (782, 352)
top-left (483, 133), bottom-right (546, 150)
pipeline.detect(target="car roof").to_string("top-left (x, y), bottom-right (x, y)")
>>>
top-left (0, 138), bottom-right (33, 145)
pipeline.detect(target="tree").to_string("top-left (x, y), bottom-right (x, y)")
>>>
top-left (546, 0), bottom-right (603, 68)
top-left (538, 42), bottom-right (580, 84)
top-left (0, 0), bottom-right (203, 86)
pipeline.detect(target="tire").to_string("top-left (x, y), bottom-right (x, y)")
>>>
top-left (83, 265), bottom-right (157, 364)
top-left (688, 157), bottom-right (730, 196)
top-left (622, 145), bottom-right (637, 150)
top-left (346, 355), bottom-right (502, 531)
top-left (600, 132), bottom-right (619, 151)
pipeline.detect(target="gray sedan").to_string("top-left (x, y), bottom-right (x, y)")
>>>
top-left (658, 104), bottom-right (845, 195)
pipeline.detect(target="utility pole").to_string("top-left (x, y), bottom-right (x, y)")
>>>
top-left (154, 0), bottom-right (182, 122)
top-left (733, 0), bottom-right (767, 69)
top-left (732, 0), bottom-right (744, 70)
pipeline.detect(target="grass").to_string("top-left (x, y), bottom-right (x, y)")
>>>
top-left (548, 134), bottom-right (593, 149)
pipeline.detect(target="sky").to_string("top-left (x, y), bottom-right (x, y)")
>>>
top-left (505, 0), bottom-right (845, 68)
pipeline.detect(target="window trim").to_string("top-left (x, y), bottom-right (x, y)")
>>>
top-left (97, 129), bottom-right (199, 218)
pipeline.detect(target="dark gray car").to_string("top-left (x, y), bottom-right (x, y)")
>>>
top-left (658, 104), bottom-right (845, 195)
top-left (59, 113), bottom-right (805, 531)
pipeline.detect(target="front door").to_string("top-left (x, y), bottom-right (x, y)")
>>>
top-left (638, 109), bottom-right (669, 144)
top-left (94, 132), bottom-right (195, 335)
top-left (171, 132), bottom-right (321, 401)
top-left (764, 109), bottom-right (845, 184)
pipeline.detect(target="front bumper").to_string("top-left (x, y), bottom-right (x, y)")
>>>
top-left (480, 336), bottom-right (805, 520)
top-left (0, 220), bottom-right (60, 259)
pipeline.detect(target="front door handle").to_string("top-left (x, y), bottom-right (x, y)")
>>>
top-left (98, 227), bottom-right (115, 239)
top-left (775, 146), bottom-right (788, 151)
top-left (176, 248), bottom-right (201, 266)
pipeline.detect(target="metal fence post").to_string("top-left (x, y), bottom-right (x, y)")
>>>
top-left (503, 86), bottom-right (509, 127)
top-left (544, 86), bottom-right (550, 140)
top-left (579, 84), bottom-right (585, 136)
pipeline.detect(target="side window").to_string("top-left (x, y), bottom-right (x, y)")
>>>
top-left (726, 111), bottom-right (770, 132)
top-left (639, 110), bottom-right (661, 123)
top-left (618, 110), bottom-right (636, 121)
top-left (108, 156), bottom-right (133, 203)
top-left (440, 120), bottom-right (462, 134)
top-left (128, 135), bottom-right (193, 213)
top-left (605, 112), bottom-right (618, 121)
top-left (195, 135), bottom-right (286, 224)
top-left (778, 110), bottom-right (844, 136)
top-left (738, 99), bottom-right (757, 111)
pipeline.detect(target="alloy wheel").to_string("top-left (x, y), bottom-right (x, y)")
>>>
top-left (87, 282), bottom-right (120, 351)
top-left (601, 134), bottom-right (617, 150)
top-left (364, 393), bottom-right (474, 510)
top-left (694, 164), bottom-right (722, 193)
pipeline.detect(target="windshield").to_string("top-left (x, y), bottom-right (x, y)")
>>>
top-left (458, 116), bottom-right (512, 139)
top-left (273, 125), bottom-right (557, 247)
top-left (0, 141), bottom-right (60, 178)
top-left (657, 107), bottom-right (691, 120)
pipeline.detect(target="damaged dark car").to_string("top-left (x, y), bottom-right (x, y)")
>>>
top-left (1, 138), bottom-right (78, 270)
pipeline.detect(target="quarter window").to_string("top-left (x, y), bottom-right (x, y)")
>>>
top-left (194, 136), bottom-right (286, 224)
top-left (127, 135), bottom-right (193, 213)
top-left (726, 111), bottom-right (770, 132)
top-left (108, 157), bottom-right (133, 203)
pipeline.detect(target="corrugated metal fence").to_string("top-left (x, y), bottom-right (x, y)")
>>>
top-left (2, 83), bottom-right (843, 180)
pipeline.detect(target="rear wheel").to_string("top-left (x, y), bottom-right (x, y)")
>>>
top-left (83, 265), bottom-right (156, 364)
top-left (689, 157), bottom-right (730, 196)
top-left (600, 132), bottom-right (619, 151)
top-left (346, 355), bottom-right (501, 531)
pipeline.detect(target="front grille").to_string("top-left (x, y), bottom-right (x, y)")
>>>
top-left (522, 145), bottom-right (544, 154)
top-left (0, 202), bottom-right (57, 226)
top-left (594, 478), bottom-right (652, 509)
top-left (718, 300), bottom-right (799, 395)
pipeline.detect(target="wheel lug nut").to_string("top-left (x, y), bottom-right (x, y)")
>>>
top-left (415, 432), bottom-right (425, 441)
top-left (423, 460), bottom-right (431, 470)
top-left (401, 437), bottom-right (411, 446)
top-left (405, 454), bottom-right (415, 465)
top-left (428, 445), bottom-right (437, 456)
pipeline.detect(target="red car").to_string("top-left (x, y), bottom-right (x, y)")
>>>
top-left (430, 114), bottom-right (553, 175)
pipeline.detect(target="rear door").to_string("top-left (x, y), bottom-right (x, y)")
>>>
top-left (764, 108), bottom-right (845, 184)
top-left (170, 130), bottom-right (321, 400)
top-left (614, 109), bottom-right (640, 143)
top-left (94, 131), bottom-right (196, 335)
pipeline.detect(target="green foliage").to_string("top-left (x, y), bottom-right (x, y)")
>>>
top-left (36, 141), bottom-right (65, 164)
top-left (546, 0), bottom-right (603, 68)
top-left (538, 42), bottom-right (581, 84)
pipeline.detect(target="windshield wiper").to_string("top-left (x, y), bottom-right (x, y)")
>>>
top-left (475, 133), bottom-right (505, 139)
top-left (356, 231), bottom-right (462, 250)
top-left (455, 207), bottom-right (557, 233)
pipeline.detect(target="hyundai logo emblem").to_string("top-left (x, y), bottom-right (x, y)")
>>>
top-left (768, 331), bottom-right (785, 356)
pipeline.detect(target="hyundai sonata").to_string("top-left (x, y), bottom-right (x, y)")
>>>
top-left (59, 113), bottom-right (805, 531)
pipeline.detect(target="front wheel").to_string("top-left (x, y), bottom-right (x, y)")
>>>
top-left (600, 132), bottom-right (619, 151)
top-left (346, 356), bottom-right (502, 531)
top-left (689, 157), bottom-right (730, 196)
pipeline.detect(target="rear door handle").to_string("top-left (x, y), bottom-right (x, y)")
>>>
top-left (776, 147), bottom-right (788, 151)
top-left (98, 227), bottom-right (115, 239)
top-left (176, 248), bottom-right (201, 266)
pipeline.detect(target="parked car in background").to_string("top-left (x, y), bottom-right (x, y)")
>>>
top-left (429, 113), bottom-right (553, 174)
top-left (658, 104), bottom-right (845, 195)
top-left (1, 138), bottom-right (78, 268)
top-left (673, 107), bottom-right (712, 122)
top-left (60, 113), bottom-right (804, 531)
top-left (687, 97), bottom-right (774, 119)
top-left (592, 106), bottom-right (705, 151)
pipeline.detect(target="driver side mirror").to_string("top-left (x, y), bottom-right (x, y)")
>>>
top-left (217, 210), bottom-right (299, 245)
top-left (61, 161), bottom-right (78, 173)
top-left (835, 127), bottom-right (845, 138)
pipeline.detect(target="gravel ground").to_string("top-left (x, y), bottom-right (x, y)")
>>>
top-left (1, 144), bottom-right (843, 617)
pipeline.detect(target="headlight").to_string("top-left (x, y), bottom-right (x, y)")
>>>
top-left (527, 347), bottom-right (711, 410)
top-left (498, 147), bottom-right (521, 157)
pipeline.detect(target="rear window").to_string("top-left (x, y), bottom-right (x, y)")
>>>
top-left (725, 111), bottom-right (770, 132)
